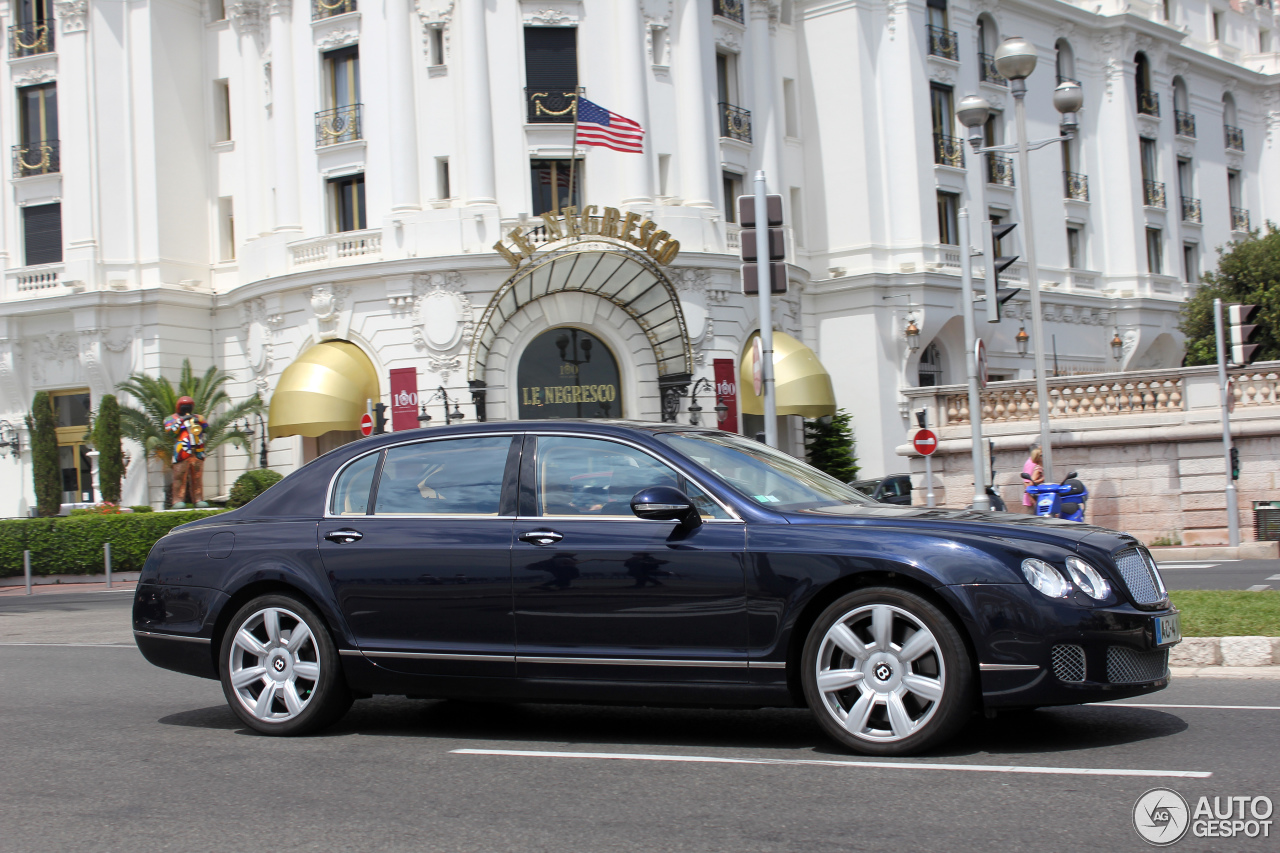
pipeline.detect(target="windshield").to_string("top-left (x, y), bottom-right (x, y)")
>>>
top-left (657, 431), bottom-right (877, 512)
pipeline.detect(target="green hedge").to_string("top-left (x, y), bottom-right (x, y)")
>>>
top-left (0, 510), bottom-right (227, 578)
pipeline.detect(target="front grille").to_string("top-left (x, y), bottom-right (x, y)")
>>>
top-left (1113, 548), bottom-right (1166, 605)
top-left (1107, 647), bottom-right (1169, 684)
top-left (1052, 644), bottom-right (1086, 682)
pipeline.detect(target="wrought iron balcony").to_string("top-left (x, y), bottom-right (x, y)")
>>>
top-left (713, 0), bottom-right (744, 24)
top-left (719, 102), bottom-right (752, 142)
top-left (1224, 125), bottom-right (1244, 151)
top-left (315, 104), bottom-right (362, 147)
top-left (1181, 196), bottom-right (1202, 223)
top-left (1138, 90), bottom-right (1160, 117)
top-left (986, 152), bottom-right (1014, 186)
top-left (979, 53), bottom-right (1008, 86)
top-left (1231, 207), bottom-right (1250, 232)
top-left (312, 0), bottom-right (356, 20)
top-left (1064, 171), bottom-right (1089, 201)
top-left (1143, 179), bottom-right (1166, 209)
top-left (1174, 110), bottom-right (1196, 138)
top-left (12, 140), bottom-right (59, 178)
top-left (526, 88), bottom-right (579, 124)
top-left (934, 133), bottom-right (964, 168)
top-left (927, 26), bottom-right (958, 61)
top-left (9, 21), bottom-right (53, 58)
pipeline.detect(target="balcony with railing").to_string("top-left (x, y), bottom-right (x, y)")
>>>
top-left (312, 0), bottom-right (356, 20)
top-left (526, 88), bottom-right (578, 124)
top-left (1231, 207), bottom-right (1250, 232)
top-left (1143, 180), bottom-right (1166, 209)
top-left (1224, 125), bottom-right (1244, 151)
top-left (986, 153), bottom-right (1014, 186)
top-left (289, 229), bottom-right (382, 268)
top-left (1064, 171), bottom-right (1089, 201)
top-left (713, 0), bottom-right (744, 24)
top-left (927, 26), bottom-right (958, 61)
top-left (719, 102), bottom-right (752, 143)
top-left (979, 53), bottom-right (1008, 86)
top-left (5, 264), bottom-right (63, 298)
top-left (1180, 196), bottom-right (1202, 223)
top-left (1138, 90), bottom-right (1160, 117)
top-left (12, 140), bottom-right (59, 178)
top-left (1174, 110), bottom-right (1196, 138)
top-left (315, 105), bottom-right (362, 147)
top-left (934, 133), bottom-right (964, 168)
top-left (9, 22), bottom-right (53, 58)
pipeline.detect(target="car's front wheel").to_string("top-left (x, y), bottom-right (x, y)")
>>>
top-left (219, 594), bottom-right (352, 735)
top-left (801, 587), bottom-right (974, 756)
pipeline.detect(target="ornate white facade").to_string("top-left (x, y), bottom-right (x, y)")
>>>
top-left (0, 0), bottom-right (1276, 514)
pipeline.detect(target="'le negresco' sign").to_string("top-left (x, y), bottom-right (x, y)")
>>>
top-left (494, 205), bottom-right (681, 269)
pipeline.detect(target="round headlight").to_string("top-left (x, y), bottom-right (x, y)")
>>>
top-left (1021, 558), bottom-right (1069, 598)
top-left (1065, 556), bottom-right (1111, 601)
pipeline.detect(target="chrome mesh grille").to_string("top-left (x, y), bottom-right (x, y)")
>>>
top-left (1113, 548), bottom-right (1165, 605)
top-left (1107, 647), bottom-right (1169, 684)
top-left (1051, 644), bottom-right (1086, 682)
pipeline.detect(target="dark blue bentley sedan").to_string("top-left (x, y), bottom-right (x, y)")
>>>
top-left (133, 421), bottom-right (1180, 755)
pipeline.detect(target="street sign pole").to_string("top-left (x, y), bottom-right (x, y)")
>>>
top-left (913, 425), bottom-right (939, 508)
top-left (1214, 298), bottom-right (1240, 547)
top-left (958, 209), bottom-right (989, 510)
top-left (754, 170), bottom-right (778, 449)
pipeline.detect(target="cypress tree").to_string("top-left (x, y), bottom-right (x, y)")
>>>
top-left (27, 391), bottom-right (61, 517)
top-left (93, 394), bottom-right (125, 504)
top-left (805, 408), bottom-right (861, 482)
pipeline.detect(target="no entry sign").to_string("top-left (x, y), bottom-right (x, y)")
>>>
top-left (913, 429), bottom-right (938, 456)
top-left (359, 413), bottom-right (374, 437)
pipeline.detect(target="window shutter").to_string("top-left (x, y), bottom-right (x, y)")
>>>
top-left (23, 203), bottom-right (62, 266)
top-left (523, 27), bottom-right (577, 89)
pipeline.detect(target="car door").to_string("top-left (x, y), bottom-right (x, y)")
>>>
top-left (318, 433), bottom-right (521, 677)
top-left (512, 434), bottom-right (748, 683)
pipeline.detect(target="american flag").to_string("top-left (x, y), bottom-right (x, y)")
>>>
top-left (575, 98), bottom-right (645, 153)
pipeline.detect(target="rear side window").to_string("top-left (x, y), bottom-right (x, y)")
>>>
top-left (331, 452), bottom-right (380, 515)
top-left (374, 436), bottom-right (513, 515)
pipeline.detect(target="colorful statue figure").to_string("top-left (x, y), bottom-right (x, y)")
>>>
top-left (164, 396), bottom-right (209, 508)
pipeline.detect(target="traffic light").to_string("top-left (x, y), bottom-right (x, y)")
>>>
top-left (1230, 445), bottom-right (1240, 481)
top-left (373, 402), bottom-right (388, 435)
top-left (1227, 303), bottom-right (1261, 365)
top-left (739, 193), bottom-right (787, 294)
top-left (982, 219), bottom-right (1019, 323)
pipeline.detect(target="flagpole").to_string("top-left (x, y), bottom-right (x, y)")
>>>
top-left (566, 87), bottom-right (582, 224)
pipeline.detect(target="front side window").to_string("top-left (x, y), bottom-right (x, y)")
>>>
top-left (374, 437), bottom-right (513, 516)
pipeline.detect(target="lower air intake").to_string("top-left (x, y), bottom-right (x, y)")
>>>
top-left (1106, 647), bottom-right (1169, 684)
top-left (1051, 644), bottom-right (1086, 682)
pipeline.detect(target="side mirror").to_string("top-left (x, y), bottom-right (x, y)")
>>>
top-left (630, 486), bottom-right (701, 527)
top-left (1020, 472), bottom-right (1032, 481)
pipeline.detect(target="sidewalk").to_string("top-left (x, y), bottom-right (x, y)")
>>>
top-left (0, 576), bottom-right (138, 597)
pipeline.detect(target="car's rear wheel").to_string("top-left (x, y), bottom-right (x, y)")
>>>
top-left (801, 587), bottom-right (973, 756)
top-left (219, 594), bottom-right (351, 735)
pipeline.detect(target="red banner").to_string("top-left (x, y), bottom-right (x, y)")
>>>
top-left (390, 367), bottom-right (419, 431)
top-left (713, 358), bottom-right (738, 433)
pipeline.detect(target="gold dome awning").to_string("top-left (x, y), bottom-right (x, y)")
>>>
top-left (738, 331), bottom-right (837, 418)
top-left (269, 341), bottom-right (380, 439)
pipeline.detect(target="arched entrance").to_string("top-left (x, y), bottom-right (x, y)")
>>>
top-left (269, 340), bottom-right (380, 459)
top-left (517, 327), bottom-right (623, 419)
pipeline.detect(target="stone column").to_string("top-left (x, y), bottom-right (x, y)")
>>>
top-left (231, 1), bottom-right (266, 239)
top-left (54, 0), bottom-right (95, 284)
top-left (386, 0), bottom-right (421, 212)
top-left (748, 0), bottom-right (782, 188)
top-left (673, 0), bottom-right (717, 207)
top-left (617, 0), bottom-right (654, 206)
top-left (269, 0), bottom-right (301, 231)
top-left (458, 0), bottom-right (496, 205)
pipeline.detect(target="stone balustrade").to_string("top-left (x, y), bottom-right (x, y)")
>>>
top-left (289, 230), bottom-right (382, 268)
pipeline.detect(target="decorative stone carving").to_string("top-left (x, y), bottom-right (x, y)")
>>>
top-left (1261, 87), bottom-right (1279, 148)
top-left (522, 3), bottom-right (579, 26)
top-left (642, 0), bottom-right (672, 25)
top-left (229, 0), bottom-right (267, 34)
top-left (929, 62), bottom-right (956, 85)
top-left (29, 333), bottom-right (81, 384)
top-left (240, 298), bottom-right (275, 395)
top-left (412, 272), bottom-right (475, 357)
top-left (749, 0), bottom-right (780, 32)
top-left (886, 0), bottom-right (907, 40)
top-left (416, 0), bottom-right (454, 62)
top-left (0, 340), bottom-right (26, 416)
top-left (671, 269), bottom-right (712, 365)
top-left (12, 65), bottom-right (56, 86)
top-left (53, 0), bottom-right (87, 33)
top-left (269, 0), bottom-right (292, 14)
top-left (309, 284), bottom-right (351, 341)
top-left (315, 25), bottom-right (359, 50)
top-left (714, 24), bottom-right (742, 52)
top-left (658, 373), bottom-right (693, 423)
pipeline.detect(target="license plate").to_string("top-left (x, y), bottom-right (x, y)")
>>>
top-left (1154, 613), bottom-right (1182, 646)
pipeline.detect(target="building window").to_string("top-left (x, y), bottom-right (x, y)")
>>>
top-left (218, 197), bottom-right (235, 261)
top-left (650, 25), bottom-right (669, 66)
top-left (1135, 52), bottom-right (1158, 116)
top-left (317, 47), bottom-right (361, 145)
top-left (530, 159), bottom-right (581, 216)
top-left (1182, 243), bottom-right (1198, 284)
top-left (23, 202), bottom-right (61, 265)
top-left (11, 0), bottom-right (54, 57)
top-left (213, 79), bottom-right (231, 142)
top-left (15, 82), bottom-right (58, 176)
top-left (436, 157), bottom-right (451, 200)
top-left (1212, 11), bottom-right (1223, 42)
top-left (918, 343), bottom-right (943, 387)
top-left (50, 389), bottom-right (93, 505)
top-left (657, 154), bottom-right (671, 197)
top-left (780, 0), bottom-right (793, 25)
top-left (429, 26), bottom-right (445, 66)
top-left (525, 26), bottom-right (578, 123)
top-left (211, 0), bottom-right (226, 21)
top-left (722, 171), bottom-right (743, 223)
top-left (1261, 30), bottom-right (1271, 53)
top-left (313, 0), bottom-right (356, 21)
top-left (782, 77), bottom-right (800, 138)
top-left (1146, 227), bottom-right (1163, 275)
top-left (931, 84), bottom-right (962, 167)
top-left (936, 191), bottom-right (959, 246)
top-left (790, 187), bottom-right (804, 248)
top-left (329, 175), bottom-right (366, 232)
top-left (1066, 226), bottom-right (1083, 270)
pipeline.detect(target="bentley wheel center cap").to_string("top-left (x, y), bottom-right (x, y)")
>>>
top-left (273, 658), bottom-right (287, 673)
top-left (874, 662), bottom-right (893, 681)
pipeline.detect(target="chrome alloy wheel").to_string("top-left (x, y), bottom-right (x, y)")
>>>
top-left (227, 606), bottom-right (321, 724)
top-left (814, 603), bottom-right (947, 743)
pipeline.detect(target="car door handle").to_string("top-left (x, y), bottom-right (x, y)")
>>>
top-left (324, 529), bottom-right (364, 544)
top-left (518, 530), bottom-right (563, 546)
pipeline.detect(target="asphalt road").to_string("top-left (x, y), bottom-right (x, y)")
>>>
top-left (2, 592), bottom-right (1279, 852)
top-left (1157, 558), bottom-right (1280, 591)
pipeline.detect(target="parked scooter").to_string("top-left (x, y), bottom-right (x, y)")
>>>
top-left (1021, 470), bottom-right (1088, 521)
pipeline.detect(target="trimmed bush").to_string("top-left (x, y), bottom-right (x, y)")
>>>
top-left (93, 394), bottom-right (125, 503)
top-left (130, 505), bottom-right (153, 513)
top-left (0, 510), bottom-right (226, 578)
top-left (27, 392), bottom-right (60, 517)
top-left (228, 469), bottom-right (284, 508)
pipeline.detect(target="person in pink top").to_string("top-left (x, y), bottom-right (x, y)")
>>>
top-left (1022, 445), bottom-right (1044, 510)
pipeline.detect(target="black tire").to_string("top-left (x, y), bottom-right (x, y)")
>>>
top-left (218, 593), bottom-right (352, 735)
top-left (801, 586), bottom-right (974, 756)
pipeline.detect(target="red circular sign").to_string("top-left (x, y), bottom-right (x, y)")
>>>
top-left (913, 428), bottom-right (938, 456)
top-left (360, 413), bottom-right (374, 437)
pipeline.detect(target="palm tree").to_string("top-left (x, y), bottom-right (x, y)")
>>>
top-left (116, 360), bottom-right (263, 467)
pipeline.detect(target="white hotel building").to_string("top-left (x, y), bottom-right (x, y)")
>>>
top-left (0, 0), bottom-right (1276, 514)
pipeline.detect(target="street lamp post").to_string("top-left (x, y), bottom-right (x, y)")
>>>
top-left (687, 377), bottom-right (729, 426)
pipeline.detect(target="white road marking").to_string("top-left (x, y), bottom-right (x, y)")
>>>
top-left (1090, 702), bottom-right (1280, 711)
top-left (1156, 564), bottom-right (1217, 570)
top-left (452, 748), bottom-right (1212, 779)
top-left (0, 642), bottom-right (134, 647)
top-left (1267, 574), bottom-right (1280, 581)
top-left (1247, 584), bottom-right (1272, 592)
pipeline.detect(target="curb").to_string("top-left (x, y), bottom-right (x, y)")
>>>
top-left (1171, 665), bottom-right (1280, 679)
top-left (1171, 636), bottom-right (1280, 667)
top-left (1148, 542), bottom-right (1279, 560)
top-left (0, 572), bottom-right (141, 588)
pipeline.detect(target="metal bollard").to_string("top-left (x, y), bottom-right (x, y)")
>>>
top-left (24, 550), bottom-right (31, 595)
top-left (105, 542), bottom-right (112, 589)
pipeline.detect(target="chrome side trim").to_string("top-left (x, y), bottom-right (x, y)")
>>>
top-left (133, 629), bottom-right (211, 645)
top-left (979, 663), bottom-right (1041, 672)
top-left (362, 650), bottom-right (517, 662)
top-left (338, 649), bottom-right (365, 657)
top-left (517, 656), bottom-right (748, 668)
top-left (750, 661), bottom-right (787, 669)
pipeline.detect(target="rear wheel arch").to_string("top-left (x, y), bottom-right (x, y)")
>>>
top-left (210, 580), bottom-right (344, 677)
